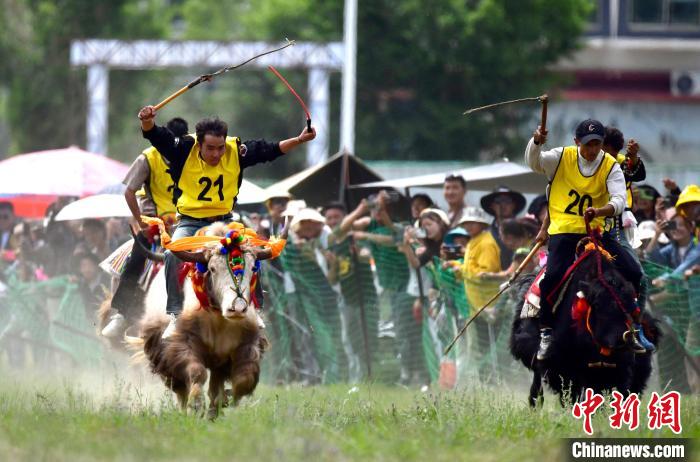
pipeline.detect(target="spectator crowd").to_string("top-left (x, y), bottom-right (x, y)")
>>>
top-left (1, 170), bottom-right (699, 391)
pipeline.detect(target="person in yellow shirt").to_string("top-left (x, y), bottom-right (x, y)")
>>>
top-left (459, 206), bottom-right (501, 312)
top-left (525, 119), bottom-right (644, 360)
top-left (458, 206), bottom-right (501, 381)
top-left (102, 117), bottom-right (189, 338)
top-left (137, 105), bottom-right (316, 337)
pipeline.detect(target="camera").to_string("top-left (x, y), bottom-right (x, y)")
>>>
top-left (442, 244), bottom-right (463, 260)
top-left (662, 220), bottom-right (678, 231)
top-left (367, 190), bottom-right (401, 210)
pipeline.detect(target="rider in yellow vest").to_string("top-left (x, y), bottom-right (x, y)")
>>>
top-left (103, 117), bottom-right (188, 338)
top-left (525, 119), bottom-right (644, 360)
top-left (603, 127), bottom-right (646, 243)
top-left (602, 127), bottom-right (654, 352)
top-left (138, 105), bottom-right (316, 337)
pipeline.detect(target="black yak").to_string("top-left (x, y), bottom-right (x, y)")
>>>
top-left (510, 244), bottom-right (661, 407)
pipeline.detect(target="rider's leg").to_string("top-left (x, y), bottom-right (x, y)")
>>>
top-left (165, 218), bottom-right (208, 315)
top-left (537, 233), bottom-right (579, 360)
top-left (601, 233), bottom-right (652, 352)
top-left (111, 232), bottom-right (148, 315)
top-left (103, 232), bottom-right (150, 337)
top-left (163, 217), bottom-right (210, 338)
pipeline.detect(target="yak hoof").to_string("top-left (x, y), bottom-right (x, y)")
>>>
top-left (223, 388), bottom-right (233, 408)
top-left (187, 385), bottom-right (205, 417)
top-left (207, 407), bottom-right (220, 421)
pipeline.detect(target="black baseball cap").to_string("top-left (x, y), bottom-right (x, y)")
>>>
top-left (575, 119), bottom-right (605, 145)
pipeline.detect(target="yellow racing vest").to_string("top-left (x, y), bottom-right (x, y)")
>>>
top-left (548, 146), bottom-right (617, 235)
top-left (176, 135), bottom-right (241, 218)
top-left (138, 146), bottom-right (177, 216)
top-left (616, 153), bottom-right (634, 209)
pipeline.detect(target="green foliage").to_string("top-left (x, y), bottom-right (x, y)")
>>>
top-left (0, 0), bottom-right (170, 157)
top-left (0, 0), bottom-right (590, 169)
top-left (209, 0), bottom-right (592, 163)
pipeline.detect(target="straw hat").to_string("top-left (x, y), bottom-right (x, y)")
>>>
top-left (419, 208), bottom-right (450, 226)
top-left (457, 206), bottom-right (491, 225)
top-left (290, 208), bottom-right (325, 232)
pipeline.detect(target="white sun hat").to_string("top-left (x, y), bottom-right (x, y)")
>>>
top-left (457, 206), bottom-right (491, 226)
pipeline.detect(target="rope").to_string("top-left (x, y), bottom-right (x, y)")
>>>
top-left (584, 217), bottom-right (633, 323)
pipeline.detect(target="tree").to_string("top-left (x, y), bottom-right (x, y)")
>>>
top-left (0, 0), bottom-right (170, 158)
top-left (211, 0), bottom-right (591, 163)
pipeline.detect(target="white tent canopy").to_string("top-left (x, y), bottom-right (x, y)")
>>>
top-left (237, 179), bottom-right (267, 205)
top-left (350, 160), bottom-right (546, 194)
top-left (262, 151), bottom-right (384, 207)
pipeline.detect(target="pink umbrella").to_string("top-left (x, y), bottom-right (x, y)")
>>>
top-left (0, 146), bottom-right (130, 196)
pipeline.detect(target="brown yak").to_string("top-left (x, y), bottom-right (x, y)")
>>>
top-left (128, 223), bottom-right (278, 419)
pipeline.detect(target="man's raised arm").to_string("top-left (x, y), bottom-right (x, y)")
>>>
top-left (137, 105), bottom-right (182, 163)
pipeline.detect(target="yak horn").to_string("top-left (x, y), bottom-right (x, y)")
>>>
top-left (130, 228), bottom-right (210, 263)
top-left (172, 250), bottom-right (210, 264)
top-left (131, 229), bottom-right (165, 262)
top-left (252, 247), bottom-right (273, 261)
top-left (241, 243), bottom-right (273, 261)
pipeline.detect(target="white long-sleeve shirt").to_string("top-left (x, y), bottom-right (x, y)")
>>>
top-left (524, 137), bottom-right (626, 216)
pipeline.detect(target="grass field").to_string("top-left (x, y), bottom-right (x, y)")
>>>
top-left (0, 367), bottom-right (697, 462)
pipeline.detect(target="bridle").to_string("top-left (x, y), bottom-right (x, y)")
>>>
top-left (544, 216), bottom-right (636, 356)
top-left (582, 216), bottom-right (635, 355)
top-left (189, 229), bottom-right (262, 312)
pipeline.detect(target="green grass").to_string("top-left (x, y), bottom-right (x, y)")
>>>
top-left (0, 370), bottom-right (697, 462)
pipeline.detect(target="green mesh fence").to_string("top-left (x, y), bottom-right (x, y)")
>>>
top-left (0, 275), bottom-right (104, 367)
top-left (2, 234), bottom-right (697, 393)
top-left (258, 231), bottom-right (700, 389)
top-left (642, 260), bottom-right (700, 394)
top-left (259, 223), bottom-right (532, 389)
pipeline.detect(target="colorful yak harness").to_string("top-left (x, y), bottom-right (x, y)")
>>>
top-left (142, 216), bottom-right (286, 313)
top-left (544, 221), bottom-right (636, 357)
top-left (182, 229), bottom-right (262, 311)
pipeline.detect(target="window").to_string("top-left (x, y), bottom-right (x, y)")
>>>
top-left (630, 0), bottom-right (700, 28)
top-left (670, 0), bottom-right (700, 24)
top-left (632, 0), bottom-right (663, 22)
top-left (586, 0), bottom-right (608, 35)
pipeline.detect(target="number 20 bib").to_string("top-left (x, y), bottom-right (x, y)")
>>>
top-left (548, 146), bottom-right (616, 235)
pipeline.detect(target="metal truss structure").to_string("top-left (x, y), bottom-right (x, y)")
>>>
top-left (70, 40), bottom-right (344, 165)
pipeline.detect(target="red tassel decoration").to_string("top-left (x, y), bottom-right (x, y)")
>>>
top-left (571, 291), bottom-right (590, 331)
top-left (177, 262), bottom-right (194, 287)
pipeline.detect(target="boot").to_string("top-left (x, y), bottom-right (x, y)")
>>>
top-left (634, 323), bottom-right (656, 353)
top-left (537, 327), bottom-right (553, 361)
top-left (101, 313), bottom-right (126, 338)
top-left (162, 313), bottom-right (177, 339)
top-left (626, 327), bottom-right (647, 354)
top-left (631, 310), bottom-right (655, 353)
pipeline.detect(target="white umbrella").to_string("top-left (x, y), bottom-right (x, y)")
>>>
top-left (54, 179), bottom-right (267, 221)
top-left (55, 194), bottom-right (132, 221)
top-left (0, 146), bottom-right (129, 196)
